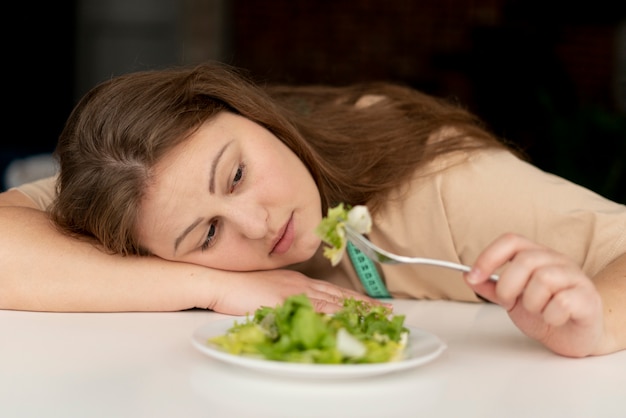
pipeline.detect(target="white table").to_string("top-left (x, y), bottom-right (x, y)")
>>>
top-left (2, 300), bottom-right (625, 418)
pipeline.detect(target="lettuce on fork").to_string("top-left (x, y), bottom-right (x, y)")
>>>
top-left (315, 203), bottom-right (372, 266)
top-left (209, 294), bottom-right (408, 364)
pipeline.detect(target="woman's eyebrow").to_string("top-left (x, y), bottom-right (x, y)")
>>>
top-left (174, 218), bottom-right (203, 253)
top-left (209, 140), bottom-right (233, 194)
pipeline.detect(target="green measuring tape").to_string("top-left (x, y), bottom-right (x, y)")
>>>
top-left (346, 242), bottom-right (391, 299)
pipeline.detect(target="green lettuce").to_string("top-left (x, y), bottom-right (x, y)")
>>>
top-left (315, 203), bottom-right (373, 266)
top-left (209, 294), bottom-right (408, 364)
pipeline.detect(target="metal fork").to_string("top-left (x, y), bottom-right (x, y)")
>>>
top-left (345, 225), bottom-right (499, 281)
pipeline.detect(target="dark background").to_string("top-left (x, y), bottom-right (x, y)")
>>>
top-left (3, 2), bottom-right (76, 181)
top-left (4, 0), bottom-right (625, 202)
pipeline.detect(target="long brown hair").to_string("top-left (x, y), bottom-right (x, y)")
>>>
top-left (50, 62), bottom-right (510, 255)
top-left (267, 82), bottom-right (511, 210)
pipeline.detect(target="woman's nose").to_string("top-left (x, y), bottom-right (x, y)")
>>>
top-left (228, 204), bottom-right (268, 239)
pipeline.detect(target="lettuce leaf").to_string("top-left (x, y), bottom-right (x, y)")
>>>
top-left (315, 203), bottom-right (373, 266)
top-left (209, 294), bottom-right (408, 364)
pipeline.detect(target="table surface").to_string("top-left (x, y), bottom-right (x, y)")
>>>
top-left (2, 299), bottom-right (625, 418)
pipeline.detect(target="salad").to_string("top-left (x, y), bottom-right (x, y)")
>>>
top-left (209, 294), bottom-right (408, 364)
top-left (315, 203), bottom-right (372, 266)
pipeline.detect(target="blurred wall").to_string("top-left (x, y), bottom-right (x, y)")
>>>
top-left (228, 0), bottom-right (626, 202)
top-left (3, 0), bottom-right (625, 201)
top-left (2, 0), bottom-right (229, 190)
top-left (74, 0), bottom-right (230, 98)
top-left (2, 2), bottom-right (76, 188)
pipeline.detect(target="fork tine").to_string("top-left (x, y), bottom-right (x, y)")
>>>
top-left (344, 227), bottom-right (371, 256)
top-left (344, 227), bottom-right (373, 257)
top-left (345, 226), bottom-right (398, 264)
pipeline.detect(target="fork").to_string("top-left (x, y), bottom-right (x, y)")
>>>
top-left (345, 225), bottom-right (499, 281)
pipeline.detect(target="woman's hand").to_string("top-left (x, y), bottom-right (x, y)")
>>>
top-left (464, 233), bottom-right (604, 358)
top-left (201, 268), bottom-right (385, 316)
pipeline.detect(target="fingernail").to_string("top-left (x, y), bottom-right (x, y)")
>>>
top-left (466, 268), bottom-right (481, 284)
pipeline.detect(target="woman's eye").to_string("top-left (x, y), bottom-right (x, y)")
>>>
top-left (230, 163), bottom-right (246, 192)
top-left (201, 221), bottom-right (218, 251)
top-left (202, 164), bottom-right (245, 251)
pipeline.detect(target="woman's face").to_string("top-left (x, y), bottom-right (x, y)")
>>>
top-left (136, 111), bottom-right (323, 271)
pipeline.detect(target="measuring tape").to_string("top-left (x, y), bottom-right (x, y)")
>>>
top-left (346, 242), bottom-right (391, 299)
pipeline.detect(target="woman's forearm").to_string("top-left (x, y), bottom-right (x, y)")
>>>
top-left (593, 251), bottom-right (626, 355)
top-left (0, 205), bottom-right (215, 312)
top-left (0, 202), bottom-right (373, 315)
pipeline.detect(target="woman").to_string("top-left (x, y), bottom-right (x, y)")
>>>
top-left (1, 62), bottom-right (624, 358)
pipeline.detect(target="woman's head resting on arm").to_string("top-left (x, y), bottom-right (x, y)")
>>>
top-left (50, 63), bottom-right (326, 270)
top-left (50, 62), bottom-right (507, 271)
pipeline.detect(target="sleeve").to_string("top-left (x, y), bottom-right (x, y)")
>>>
top-left (440, 150), bottom-right (626, 276)
top-left (10, 176), bottom-right (57, 211)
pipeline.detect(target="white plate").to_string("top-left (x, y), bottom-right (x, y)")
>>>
top-left (191, 318), bottom-right (446, 379)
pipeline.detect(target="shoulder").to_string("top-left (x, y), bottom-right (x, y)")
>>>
top-left (435, 149), bottom-right (626, 274)
top-left (4, 176), bottom-right (57, 210)
top-left (439, 149), bottom-right (621, 208)
top-left (354, 94), bottom-right (386, 109)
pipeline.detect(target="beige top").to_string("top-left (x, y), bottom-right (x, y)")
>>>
top-left (316, 149), bottom-right (626, 302)
top-left (13, 175), bottom-right (56, 210)
top-left (14, 150), bottom-right (626, 303)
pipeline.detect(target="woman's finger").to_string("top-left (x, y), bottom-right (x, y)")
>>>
top-left (521, 262), bottom-right (580, 314)
top-left (540, 280), bottom-right (601, 327)
top-left (467, 233), bottom-right (540, 284)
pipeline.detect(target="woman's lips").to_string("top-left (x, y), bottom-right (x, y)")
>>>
top-left (271, 214), bottom-right (295, 255)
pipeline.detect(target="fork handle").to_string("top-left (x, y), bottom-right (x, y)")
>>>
top-left (402, 257), bottom-right (499, 281)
